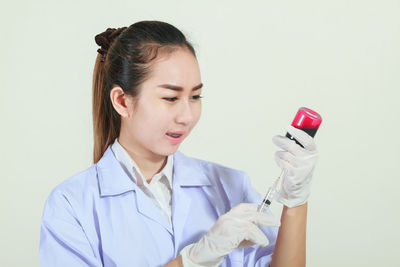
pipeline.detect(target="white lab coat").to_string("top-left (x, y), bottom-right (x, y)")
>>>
top-left (39, 146), bottom-right (278, 266)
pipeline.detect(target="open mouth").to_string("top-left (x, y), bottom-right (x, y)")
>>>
top-left (166, 133), bottom-right (183, 138)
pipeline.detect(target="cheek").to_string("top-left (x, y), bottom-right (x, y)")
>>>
top-left (138, 105), bottom-right (171, 134)
top-left (193, 103), bottom-right (202, 124)
top-left (134, 99), bottom-right (162, 122)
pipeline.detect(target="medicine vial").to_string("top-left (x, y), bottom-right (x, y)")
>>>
top-left (286, 107), bottom-right (322, 148)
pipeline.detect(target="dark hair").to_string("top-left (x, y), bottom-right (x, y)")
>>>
top-left (92, 21), bottom-right (196, 163)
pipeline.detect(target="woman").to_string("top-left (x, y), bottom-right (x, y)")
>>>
top-left (39, 21), bottom-right (318, 267)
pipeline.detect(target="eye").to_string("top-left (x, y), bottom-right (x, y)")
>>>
top-left (163, 97), bottom-right (178, 102)
top-left (191, 95), bottom-right (203, 101)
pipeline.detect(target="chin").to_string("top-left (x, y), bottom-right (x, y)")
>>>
top-left (151, 146), bottom-right (178, 157)
top-left (163, 145), bottom-right (181, 156)
top-left (166, 147), bottom-right (180, 155)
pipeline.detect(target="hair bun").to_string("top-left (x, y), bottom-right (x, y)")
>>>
top-left (95, 27), bottom-right (127, 61)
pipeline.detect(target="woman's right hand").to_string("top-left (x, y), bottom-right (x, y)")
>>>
top-left (179, 203), bottom-right (280, 267)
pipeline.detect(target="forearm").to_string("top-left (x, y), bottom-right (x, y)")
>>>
top-left (270, 202), bottom-right (307, 267)
top-left (164, 255), bottom-right (183, 267)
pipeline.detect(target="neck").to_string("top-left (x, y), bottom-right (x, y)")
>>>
top-left (118, 136), bottom-right (167, 183)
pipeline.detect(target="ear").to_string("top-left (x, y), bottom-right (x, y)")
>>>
top-left (110, 86), bottom-right (131, 118)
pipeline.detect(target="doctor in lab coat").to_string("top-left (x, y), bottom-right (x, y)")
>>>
top-left (40, 21), bottom-right (317, 267)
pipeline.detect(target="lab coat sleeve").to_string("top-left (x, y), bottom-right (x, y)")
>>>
top-left (39, 188), bottom-right (102, 267)
top-left (241, 172), bottom-right (278, 267)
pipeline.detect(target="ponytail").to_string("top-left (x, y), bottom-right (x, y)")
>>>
top-left (92, 53), bottom-right (120, 163)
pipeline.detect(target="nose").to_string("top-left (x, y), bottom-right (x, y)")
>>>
top-left (175, 100), bottom-right (194, 126)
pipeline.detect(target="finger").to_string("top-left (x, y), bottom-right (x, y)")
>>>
top-left (272, 135), bottom-right (306, 157)
top-left (238, 239), bottom-right (257, 249)
top-left (276, 150), bottom-right (318, 168)
top-left (230, 203), bottom-right (258, 213)
top-left (246, 212), bottom-right (281, 227)
top-left (237, 209), bottom-right (280, 227)
top-left (275, 151), bottom-right (299, 167)
top-left (229, 207), bottom-right (281, 227)
top-left (286, 125), bottom-right (317, 152)
top-left (242, 223), bottom-right (271, 247)
top-left (274, 153), bottom-right (295, 171)
top-left (281, 174), bottom-right (303, 191)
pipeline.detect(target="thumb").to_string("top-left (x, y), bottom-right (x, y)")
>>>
top-left (247, 211), bottom-right (281, 227)
top-left (286, 125), bottom-right (317, 151)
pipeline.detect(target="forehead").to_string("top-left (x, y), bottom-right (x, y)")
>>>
top-left (145, 49), bottom-right (201, 88)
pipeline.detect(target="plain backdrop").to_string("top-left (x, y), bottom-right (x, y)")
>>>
top-left (1, 0), bottom-right (399, 266)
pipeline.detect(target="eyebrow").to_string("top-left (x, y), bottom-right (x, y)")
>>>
top-left (157, 83), bottom-right (203, 92)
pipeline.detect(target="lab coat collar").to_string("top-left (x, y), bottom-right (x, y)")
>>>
top-left (97, 146), bottom-right (174, 234)
top-left (96, 147), bottom-right (212, 195)
top-left (96, 146), bottom-right (216, 245)
top-left (96, 146), bottom-right (136, 197)
top-left (172, 151), bottom-right (213, 187)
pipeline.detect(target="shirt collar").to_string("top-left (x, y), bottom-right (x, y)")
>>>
top-left (111, 138), bottom-right (173, 187)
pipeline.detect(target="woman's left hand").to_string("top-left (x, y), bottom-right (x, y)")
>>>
top-left (272, 125), bottom-right (319, 208)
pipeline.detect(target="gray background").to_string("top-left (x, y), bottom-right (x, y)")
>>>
top-left (1, 0), bottom-right (399, 266)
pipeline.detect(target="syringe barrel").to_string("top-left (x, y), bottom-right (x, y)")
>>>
top-left (258, 203), bottom-right (270, 213)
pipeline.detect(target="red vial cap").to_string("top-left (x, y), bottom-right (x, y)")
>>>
top-left (291, 107), bottom-right (322, 130)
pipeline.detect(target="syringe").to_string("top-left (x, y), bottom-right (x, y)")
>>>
top-left (257, 170), bottom-right (284, 213)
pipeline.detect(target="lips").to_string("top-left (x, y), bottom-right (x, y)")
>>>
top-left (165, 131), bottom-right (185, 145)
top-left (166, 132), bottom-right (184, 138)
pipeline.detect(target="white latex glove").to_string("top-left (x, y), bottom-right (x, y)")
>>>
top-left (272, 125), bottom-right (319, 208)
top-left (180, 203), bottom-right (280, 267)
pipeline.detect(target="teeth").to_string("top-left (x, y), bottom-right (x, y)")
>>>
top-left (168, 133), bottom-right (182, 138)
